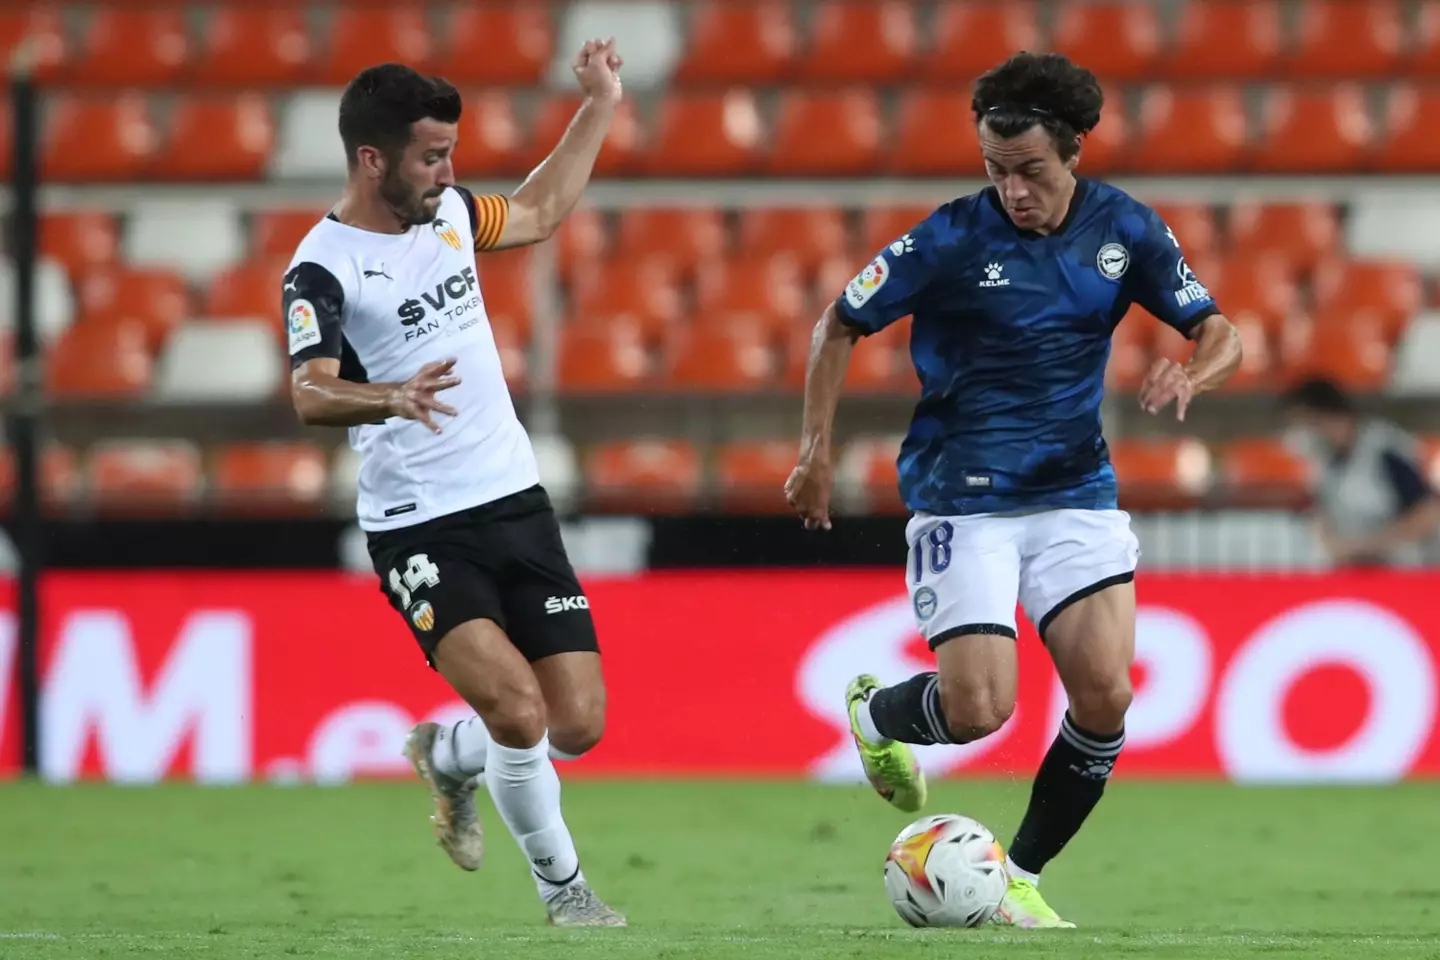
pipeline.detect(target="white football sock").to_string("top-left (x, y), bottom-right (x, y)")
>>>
top-left (484, 735), bottom-right (584, 902)
top-left (1006, 855), bottom-right (1039, 886)
top-left (858, 699), bottom-right (892, 746)
top-left (432, 717), bottom-right (583, 780)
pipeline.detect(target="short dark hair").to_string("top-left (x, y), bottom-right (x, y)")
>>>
top-left (1280, 377), bottom-right (1355, 416)
top-left (338, 63), bottom-right (462, 166)
top-left (972, 52), bottom-right (1104, 162)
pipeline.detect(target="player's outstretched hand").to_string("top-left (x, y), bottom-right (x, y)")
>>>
top-left (784, 459), bottom-right (834, 531)
top-left (1138, 357), bottom-right (1195, 421)
top-left (573, 37), bottom-right (623, 104)
top-left (391, 358), bottom-right (461, 434)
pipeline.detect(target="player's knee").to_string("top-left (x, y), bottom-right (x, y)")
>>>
top-left (547, 687), bottom-right (605, 757)
top-left (485, 686), bottom-right (548, 749)
top-left (1068, 676), bottom-right (1132, 733)
top-left (938, 687), bottom-right (1014, 743)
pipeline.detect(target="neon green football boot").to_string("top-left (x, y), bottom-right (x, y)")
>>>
top-left (989, 876), bottom-right (1077, 929)
top-left (845, 674), bottom-right (927, 813)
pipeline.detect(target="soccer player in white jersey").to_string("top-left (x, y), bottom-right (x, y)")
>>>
top-left (285, 45), bottom-right (626, 927)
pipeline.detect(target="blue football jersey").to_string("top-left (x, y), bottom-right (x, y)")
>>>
top-left (836, 178), bottom-right (1220, 516)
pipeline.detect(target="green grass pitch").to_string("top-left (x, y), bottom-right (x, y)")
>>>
top-left (2, 779), bottom-right (1438, 959)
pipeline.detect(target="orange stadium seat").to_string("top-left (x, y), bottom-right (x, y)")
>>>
top-left (0, 444), bottom-right (81, 514)
top-left (557, 320), bottom-right (655, 393)
top-left (0, 9), bottom-right (66, 83)
top-left (1376, 85), bottom-right (1440, 172)
top-left (527, 96), bottom-right (643, 177)
top-left (1107, 307), bottom-right (1154, 391)
top-left (474, 247), bottom-right (536, 340)
top-left (1312, 258), bottom-right (1423, 341)
top-left (812, 255), bottom-right (864, 315)
top-left (585, 439), bottom-right (703, 514)
top-left (714, 440), bottom-right (799, 514)
top-left (1051, 0), bottom-right (1162, 81)
top-left (845, 436), bottom-right (906, 515)
top-left (892, 90), bottom-right (986, 177)
top-left (87, 440), bottom-right (203, 516)
top-left (47, 319), bottom-right (153, 399)
top-left (569, 257), bottom-right (684, 340)
top-left (451, 90), bottom-right (526, 178)
top-left (1220, 438), bottom-right (1315, 509)
top-left (614, 208), bottom-right (728, 277)
top-left (77, 267), bottom-right (191, 355)
top-left (1280, 321), bottom-right (1392, 390)
top-left (861, 206), bottom-right (941, 256)
top-left (488, 314), bottom-right (528, 391)
top-left (646, 91), bottom-right (765, 176)
top-left (65, 9), bottom-right (188, 87)
top-left (1415, 2), bottom-right (1440, 75)
top-left (673, 1), bottom-right (796, 84)
top-left (153, 95), bottom-right (275, 181)
top-left (736, 208), bottom-right (849, 276)
top-left (43, 95), bottom-right (158, 182)
top-left (1164, 0), bottom-right (1282, 80)
top-left (39, 213), bottom-right (119, 279)
top-left (191, 7), bottom-right (311, 87)
top-left (768, 90), bottom-right (882, 176)
top-left (211, 442), bottom-right (328, 516)
top-left (781, 311), bottom-right (910, 393)
top-left (1250, 86), bottom-right (1374, 173)
top-left (1203, 255), bottom-right (1300, 332)
top-left (204, 257), bottom-right (291, 331)
top-left (798, 1), bottom-right (915, 84)
top-left (1130, 86), bottom-right (1248, 173)
top-left (314, 6), bottom-right (432, 86)
top-left (694, 255), bottom-right (809, 331)
top-left (1076, 105), bottom-right (1129, 175)
top-left (1227, 202), bottom-right (1342, 273)
top-left (551, 207), bottom-right (609, 282)
top-left (1148, 203), bottom-right (1219, 261)
top-left (667, 322), bottom-right (780, 392)
top-left (1214, 312), bottom-right (1277, 392)
top-left (436, 4), bottom-right (553, 85)
top-left (1109, 437), bottom-right (1214, 510)
top-left (1288, 0), bottom-right (1404, 78)
top-left (250, 210), bottom-right (330, 261)
top-left (925, 1), bottom-right (1042, 83)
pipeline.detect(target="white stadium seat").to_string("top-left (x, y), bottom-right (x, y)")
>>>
top-left (270, 90), bottom-right (346, 179)
top-left (124, 199), bottom-right (246, 284)
top-left (0, 256), bottom-right (74, 344)
top-left (153, 320), bottom-right (283, 401)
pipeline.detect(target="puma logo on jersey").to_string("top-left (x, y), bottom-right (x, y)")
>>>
top-left (363, 266), bottom-right (392, 280)
top-left (396, 266), bottom-right (480, 340)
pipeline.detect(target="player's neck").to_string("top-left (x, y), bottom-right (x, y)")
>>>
top-left (333, 185), bottom-right (410, 236)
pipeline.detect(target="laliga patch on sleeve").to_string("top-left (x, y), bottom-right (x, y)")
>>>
top-left (287, 298), bottom-right (321, 355)
top-left (845, 255), bottom-right (889, 309)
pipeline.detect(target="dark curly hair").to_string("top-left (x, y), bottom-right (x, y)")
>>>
top-left (338, 63), bottom-right (462, 167)
top-left (971, 52), bottom-right (1104, 162)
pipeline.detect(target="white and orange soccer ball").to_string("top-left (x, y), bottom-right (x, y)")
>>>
top-left (883, 814), bottom-right (1008, 928)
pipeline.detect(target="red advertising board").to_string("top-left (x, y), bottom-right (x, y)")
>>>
top-left (2, 570), bottom-right (1438, 783)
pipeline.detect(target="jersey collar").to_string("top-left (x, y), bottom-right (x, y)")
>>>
top-left (985, 176), bottom-right (1089, 240)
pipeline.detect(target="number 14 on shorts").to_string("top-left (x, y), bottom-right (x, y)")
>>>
top-left (389, 553), bottom-right (441, 607)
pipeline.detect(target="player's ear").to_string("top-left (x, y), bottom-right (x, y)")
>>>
top-left (355, 144), bottom-right (387, 181)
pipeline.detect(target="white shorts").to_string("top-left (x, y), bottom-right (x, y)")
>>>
top-left (905, 508), bottom-right (1140, 648)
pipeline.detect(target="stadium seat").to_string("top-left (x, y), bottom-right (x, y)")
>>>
top-left (86, 440), bottom-right (204, 516)
top-left (891, 90), bottom-right (986, 177)
top-left (1107, 307), bottom-right (1154, 391)
top-left (153, 321), bottom-right (284, 402)
top-left (1213, 312), bottom-right (1276, 392)
top-left (925, 1), bottom-right (1042, 83)
top-left (38, 213), bottom-right (119, 279)
top-left (153, 95), bottom-right (275, 182)
top-left (1051, 0), bottom-right (1162, 80)
top-left (435, 4), bottom-right (553, 85)
top-left (0, 9), bottom-right (66, 83)
top-left (570, 256), bottom-right (684, 336)
top-left (767, 90), bottom-right (882, 176)
top-left (736, 208), bottom-right (849, 277)
top-left (1376, 85), bottom-right (1440, 172)
top-left (1287, 0), bottom-right (1404, 78)
top-left (714, 440), bottom-right (799, 514)
top-left (1279, 320), bottom-right (1392, 391)
top-left (527, 95), bottom-right (644, 177)
top-left (124, 200), bottom-right (246, 285)
top-left (1163, 0), bottom-right (1282, 80)
top-left (836, 435), bottom-right (905, 515)
top-left (1077, 105), bottom-right (1129, 176)
top-left (667, 322), bottom-right (779, 391)
top-left (1387, 312), bottom-right (1440, 396)
top-left (76, 266), bottom-right (191, 355)
top-left (645, 91), bottom-right (765, 176)
top-left (1250, 86), bottom-right (1374, 174)
top-left (314, 6), bottom-right (433, 86)
top-left (556, 2), bottom-right (680, 90)
top-left (694, 254), bottom-right (808, 331)
top-left (1149, 203), bottom-right (1219, 261)
top-left (0, 256), bottom-right (76, 347)
top-left (529, 432), bottom-right (580, 513)
top-left (860, 206), bottom-right (937, 256)
top-left (65, 9), bottom-right (188, 87)
top-left (673, 1), bottom-right (795, 84)
top-left (798, 1), bottom-right (915, 83)
top-left (551, 206), bottom-right (609, 282)
top-left (0, 443), bottom-right (80, 514)
top-left (614, 208), bottom-right (728, 277)
top-left (1227, 202), bottom-right (1342, 273)
top-left (1346, 195), bottom-right (1440, 269)
top-left (557, 320), bottom-right (654, 393)
top-left (1414, 2), bottom-right (1440, 75)
top-left (450, 90), bottom-right (526, 179)
top-left (1219, 438), bottom-right (1315, 510)
top-left (785, 313), bottom-right (910, 393)
top-left (584, 439), bottom-right (702, 513)
top-left (1203, 254), bottom-right (1301, 332)
top-left (210, 442), bottom-right (328, 516)
top-left (1109, 437), bottom-right (1214, 510)
top-left (1130, 86), bottom-right (1247, 173)
top-left (270, 91), bottom-right (344, 179)
top-left (43, 95), bottom-right (158, 182)
top-left (475, 247), bottom-right (537, 341)
top-left (488, 314), bottom-right (528, 391)
top-left (203, 257), bottom-right (291, 332)
top-left (47, 319), bottom-right (152, 399)
top-left (1311, 258), bottom-right (1423, 341)
top-left (812, 255), bottom-right (863, 315)
top-left (250, 209), bottom-right (330, 261)
top-left (191, 7), bottom-right (312, 87)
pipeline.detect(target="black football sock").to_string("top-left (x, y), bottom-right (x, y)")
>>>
top-left (866, 672), bottom-right (956, 745)
top-left (1007, 712), bottom-right (1124, 877)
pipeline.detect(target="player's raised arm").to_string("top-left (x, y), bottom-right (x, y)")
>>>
top-left (475, 39), bottom-right (624, 251)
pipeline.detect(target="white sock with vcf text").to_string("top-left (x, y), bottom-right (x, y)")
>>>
top-left (484, 735), bottom-right (585, 902)
top-left (432, 716), bottom-right (580, 780)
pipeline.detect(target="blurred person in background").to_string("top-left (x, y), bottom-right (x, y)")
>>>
top-left (1281, 378), bottom-right (1440, 568)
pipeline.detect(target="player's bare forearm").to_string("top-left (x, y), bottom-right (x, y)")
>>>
top-left (1182, 314), bottom-right (1242, 395)
top-left (292, 365), bottom-right (398, 427)
top-left (1359, 497), bottom-right (1440, 555)
top-left (500, 97), bottom-right (616, 248)
top-left (798, 304), bottom-right (858, 466)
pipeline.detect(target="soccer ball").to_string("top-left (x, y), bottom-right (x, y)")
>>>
top-left (883, 814), bottom-right (1008, 928)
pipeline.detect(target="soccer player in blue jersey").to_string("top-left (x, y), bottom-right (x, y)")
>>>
top-left (785, 52), bottom-right (1242, 927)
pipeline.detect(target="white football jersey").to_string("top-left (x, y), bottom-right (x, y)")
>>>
top-left (283, 186), bottom-right (539, 532)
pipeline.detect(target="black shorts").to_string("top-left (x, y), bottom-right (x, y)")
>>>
top-left (365, 484), bottom-right (599, 667)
